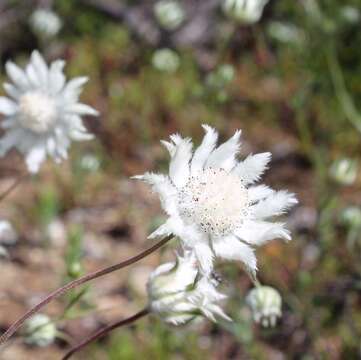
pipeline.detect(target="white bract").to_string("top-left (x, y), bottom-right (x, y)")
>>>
top-left (0, 50), bottom-right (98, 173)
top-left (147, 252), bottom-right (230, 325)
top-left (0, 219), bottom-right (17, 245)
top-left (24, 314), bottom-right (57, 347)
top-left (222, 0), bottom-right (269, 24)
top-left (246, 286), bottom-right (282, 327)
top-left (154, 1), bottom-right (185, 30)
top-left (134, 125), bottom-right (297, 276)
top-left (30, 8), bottom-right (62, 39)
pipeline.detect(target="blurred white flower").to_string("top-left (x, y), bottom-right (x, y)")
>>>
top-left (341, 206), bottom-right (361, 228)
top-left (30, 8), bottom-right (62, 39)
top-left (24, 314), bottom-right (57, 347)
top-left (147, 252), bottom-right (231, 325)
top-left (0, 50), bottom-right (98, 173)
top-left (246, 286), bottom-right (282, 327)
top-left (152, 48), bottom-right (180, 73)
top-left (340, 6), bottom-right (360, 24)
top-left (0, 219), bottom-right (18, 245)
top-left (134, 125), bottom-right (297, 276)
top-left (267, 21), bottom-right (305, 45)
top-left (222, 0), bottom-right (269, 24)
top-left (80, 154), bottom-right (100, 172)
top-left (329, 158), bottom-right (358, 186)
top-left (154, 0), bottom-right (185, 30)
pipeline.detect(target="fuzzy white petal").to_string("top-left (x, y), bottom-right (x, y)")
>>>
top-left (248, 184), bottom-right (274, 202)
top-left (234, 220), bottom-right (290, 245)
top-left (0, 97), bottom-right (18, 115)
top-left (193, 242), bottom-right (214, 276)
top-left (25, 144), bottom-right (47, 173)
top-left (48, 60), bottom-right (66, 95)
top-left (65, 103), bottom-right (99, 116)
top-left (251, 190), bottom-right (298, 219)
top-left (62, 77), bottom-right (88, 102)
top-left (31, 51), bottom-right (48, 87)
top-left (5, 62), bottom-right (30, 91)
top-left (233, 152), bottom-right (271, 184)
top-left (213, 235), bottom-right (257, 273)
top-left (191, 125), bottom-right (218, 174)
top-left (169, 138), bottom-right (193, 188)
top-left (206, 130), bottom-right (241, 171)
top-left (3, 83), bottom-right (21, 99)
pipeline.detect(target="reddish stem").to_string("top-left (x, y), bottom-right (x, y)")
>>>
top-left (0, 235), bottom-right (173, 345)
top-left (62, 308), bottom-right (149, 360)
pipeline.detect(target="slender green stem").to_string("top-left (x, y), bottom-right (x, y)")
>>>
top-left (62, 308), bottom-right (149, 360)
top-left (0, 235), bottom-right (173, 346)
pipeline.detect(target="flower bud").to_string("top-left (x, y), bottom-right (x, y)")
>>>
top-left (246, 286), bottom-right (282, 327)
top-left (30, 8), bottom-right (62, 39)
top-left (206, 64), bottom-right (235, 89)
top-left (147, 253), bottom-right (231, 325)
top-left (341, 206), bottom-right (361, 228)
top-left (24, 314), bottom-right (57, 347)
top-left (329, 158), bottom-right (358, 185)
top-left (152, 48), bottom-right (180, 73)
top-left (222, 0), bottom-right (269, 24)
top-left (0, 220), bottom-right (17, 246)
top-left (154, 1), bottom-right (185, 30)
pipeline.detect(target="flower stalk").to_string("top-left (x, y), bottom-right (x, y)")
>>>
top-left (62, 308), bottom-right (149, 360)
top-left (0, 235), bottom-right (173, 345)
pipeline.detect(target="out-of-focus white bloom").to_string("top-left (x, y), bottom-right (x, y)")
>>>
top-left (329, 158), bottom-right (358, 186)
top-left (147, 252), bottom-right (231, 325)
top-left (222, 0), bottom-right (269, 24)
top-left (267, 21), bottom-right (305, 45)
top-left (0, 219), bottom-right (18, 245)
top-left (30, 8), bottom-right (62, 39)
top-left (246, 286), bottom-right (282, 327)
top-left (206, 64), bottom-right (235, 89)
top-left (340, 6), bottom-right (360, 24)
top-left (152, 48), bottom-right (180, 73)
top-left (0, 50), bottom-right (98, 173)
top-left (154, 1), bottom-right (185, 30)
top-left (24, 314), bottom-right (57, 347)
top-left (134, 125), bottom-right (297, 276)
top-left (80, 154), bottom-right (100, 172)
top-left (341, 206), bottom-right (361, 228)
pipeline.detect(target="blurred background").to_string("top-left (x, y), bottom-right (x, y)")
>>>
top-left (0, 0), bottom-right (361, 359)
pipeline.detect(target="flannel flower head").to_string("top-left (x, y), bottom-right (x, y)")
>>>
top-left (147, 252), bottom-right (230, 325)
top-left (134, 125), bottom-right (297, 276)
top-left (0, 50), bottom-right (98, 173)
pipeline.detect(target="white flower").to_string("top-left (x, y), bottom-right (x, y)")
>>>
top-left (152, 48), bottom-right (180, 73)
top-left (147, 252), bottom-right (231, 325)
top-left (329, 158), bottom-right (358, 186)
top-left (246, 286), bottom-right (282, 327)
top-left (24, 314), bottom-right (57, 347)
top-left (0, 219), bottom-right (17, 245)
top-left (154, 1), bottom-right (185, 30)
top-left (30, 8), bottom-right (62, 39)
top-left (222, 0), bottom-right (269, 24)
top-left (134, 125), bottom-right (297, 276)
top-left (0, 50), bottom-right (98, 173)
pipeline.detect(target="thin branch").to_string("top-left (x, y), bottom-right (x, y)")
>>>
top-left (0, 235), bottom-right (173, 345)
top-left (62, 308), bottom-right (149, 360)
top-left (0, 173), bottom-right (28, 203)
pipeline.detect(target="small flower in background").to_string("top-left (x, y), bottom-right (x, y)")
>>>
top-left (147, 252), bottom-right (231, 325)
top-left (0, 219), bottom-right (18, 246)
top-left (154, 0), bottom-right (185, 31)
top-left (134, 125), bottom-right (297, 276)
top-left (29, 8), bottom-right (62, 39)
top-left (222, 0), bottom-right (269, 24)
top-left (267, 21), bottom-right (306, 46)
top-left (24, 314), bottom-right (57, 347)
top-left (0, 50), bottom-right (98, 173)
top-left (152, 48), bottom-right (180, 73)
top-left (340, 6), bottom-right (360, 25)
top-left (246, 286), bottom-right (282, 327)
top-left (80, 154), bottom-right (101, 172)
top-left (206, 64), bottom-right (235, 89)
top-left (329, 158), bottom-right (358, 186)
top-left (341, 206), bottom-right (361, 228)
